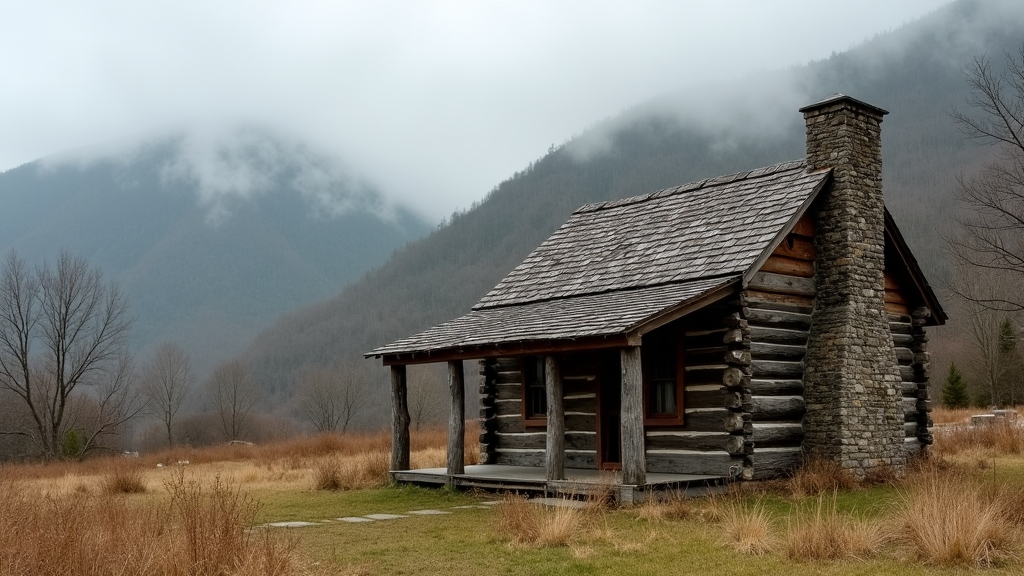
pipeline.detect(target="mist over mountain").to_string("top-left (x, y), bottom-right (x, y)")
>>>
top-left (237, 0), bottom-right (1023, 423)
top-left (0, 128), bottom-right (431, 377)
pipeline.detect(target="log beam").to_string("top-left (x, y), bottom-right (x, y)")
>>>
top-left (545, 355), bottom-right (565, 481)
top-left (390, 365), bottom-right (411, 471)
top-left (620, 346), bottom-right (646, 485)
top-left (446, 361), bottom-right (465, 476)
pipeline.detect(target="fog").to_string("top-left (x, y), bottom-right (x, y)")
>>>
top-left (1, 0), bottom-right (955, 220)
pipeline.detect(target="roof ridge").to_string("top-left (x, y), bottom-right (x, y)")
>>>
top-left (575, 158), bottom-right (807, 214)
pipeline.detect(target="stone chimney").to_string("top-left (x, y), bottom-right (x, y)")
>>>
top-left (799, 95), bottom-right (906, 476)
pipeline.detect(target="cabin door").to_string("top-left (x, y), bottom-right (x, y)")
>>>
top-left (597, 355), bottom-right (622, 470)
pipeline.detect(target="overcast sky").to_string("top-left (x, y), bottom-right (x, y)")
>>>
top-left (1, 1), bottom-right (953, 219)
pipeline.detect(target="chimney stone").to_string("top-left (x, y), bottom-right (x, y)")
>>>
top-left (799, 95), bottom-right (906, 476)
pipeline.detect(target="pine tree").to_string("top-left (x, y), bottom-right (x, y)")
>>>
top-left (941, 362), bottom-right (970, 409)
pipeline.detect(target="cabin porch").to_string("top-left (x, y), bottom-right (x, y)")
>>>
top-left (391, 464), bottom-right (727, 503)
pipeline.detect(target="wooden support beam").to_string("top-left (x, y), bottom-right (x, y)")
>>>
top-left (390, 365), bottom-right (411, 471)
top-left (447, 360), bottom-right (465, 476)
top-left (620, 346), bottom-right (646, 485)
top-left (545, 355), bottom-right (565, 481)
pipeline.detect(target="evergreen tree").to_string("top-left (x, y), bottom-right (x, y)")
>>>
top-left (942, 362), bottom-right (971, 409)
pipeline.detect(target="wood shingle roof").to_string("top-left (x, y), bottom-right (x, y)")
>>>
top-left (368, 160), bottom-right (832, 362)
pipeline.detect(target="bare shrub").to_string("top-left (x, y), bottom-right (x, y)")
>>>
top-left (897, 467), bottom-right (1017, 567)
top-left (932, 419), bottom-right (1024, 456)
top-left (784, 492), bottom-right (888, 561)
top-left (494, 495), bottom-right (582, 547)
top-left (101, 458), bottom-right (147, 494)
top-left (635, 491), bottom-right (693, 521)
top-left (312, 452), bottom-right (389, 491)
top-left (787, 458), bottom-right (857, 498)
top-left (719, 501), bottom-right (774, 555)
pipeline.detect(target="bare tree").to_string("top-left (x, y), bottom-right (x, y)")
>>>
top-left (298, 363), bottom-right (367, 433)
top-left (141, 342), bottom-right (196, 448)
top-left (949, 45), bottom-right (1024, 311)
top-left (0, 251), bottom-right (137, 458)
top-left (407, 364), bottom-right (445, 432)
top-left (207, 360), bottom-right (258, 441)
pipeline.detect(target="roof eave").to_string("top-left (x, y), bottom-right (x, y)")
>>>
top-left (883, 209), bottom-right (947, 325)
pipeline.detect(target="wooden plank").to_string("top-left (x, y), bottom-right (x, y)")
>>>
top-left (884, 272), bottom-right (900, 291)
top-left (745, 289), bottom-right (814, 308)
top-left (493, 399), bottom-right (526, 417)
top-left (684, 408), bottom-right (731, 431)
top-left (494, 415), bottom-right (525, 434)
top-left (621, 347), bottom-right (646, 485)
top-left (749, 423), bottom-right (804, 447)
top-left (564, 396), bottom-right (596, 414)
top-left (645, 432), bottom-right (744, 453)
top-left (494, 450), bottom-right (597, 469)
top-left (447, 360), bottom-right (465, 475)
top-left (885, 289), bottom-right (908, 305)
top-left (749, 448), bottom-right (802, 479)
top-left (750, 395), bottom-right (805, 420)
top-left (749, 326), bottom-right (810, 346)
top-left (751, 342), bottom-right (806, 361)
top-left (747, 272), bottom-right (816, 297)
top-left (770, 235), bottom-right (815, 260)
top-left (759, 255), bottom-right (815, 278)
top-left (749, 378), bottom-right (804, 395)
top-left (645, 450), bottom-right (741, 475)
top-left (496, 431), bottom-right (596, 451)
top-left (684, 385), bottom-right (726, 409)
top-left (790, 214), bottom-right (816, 237)
top-left (886, 301), bottom-right (911, 315)
top-left (752, 360), bottom-right (804, 379)
top-left (390, 365), bottom-right (411, 471)
top-left (494, 383), bottom-right (521, 401)
top-left (746, 308), bottom-right (812, 330)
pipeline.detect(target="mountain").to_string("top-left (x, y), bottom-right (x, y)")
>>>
top-left (242, 0), bottom-right (1022, 421)
top-left (0, 128), bottom-right (431, 377)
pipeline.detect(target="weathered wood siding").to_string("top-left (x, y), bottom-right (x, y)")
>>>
top-left (892, 307), bottom-right (934, 457)
top-left (645, 302), bottom-right (746, 476)
top-left (479, 355), bottom-right (600, 469)
top-left (742, 214), bottom-right (815, 479)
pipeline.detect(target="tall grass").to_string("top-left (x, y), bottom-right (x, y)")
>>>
top-left (932, 419), bottom-right (1024, 456)
top-left (897, 466), bottom-right (1018, 566)
top-left (719, 501), bottom-right (774, 556)
top-left (784, 492), bottom-right (888, 561)
top-left (494, 495), bottom-right (583, 547)
top-left (0, 472), bottom-right (296, 576)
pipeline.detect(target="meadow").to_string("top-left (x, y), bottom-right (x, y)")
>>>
top-left (2, 410), bottom-right (1023, 575)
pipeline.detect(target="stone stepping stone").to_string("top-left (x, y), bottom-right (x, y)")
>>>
top-left (407, 509), bottom-right (449, 515)
top-left (364, 513), bottom-right (409, 520)
top-left (451, 505), bottom-right (489, 509)
top-left (480, 501), bottom-right (502, 506)
top-left (337, 516), bottom-right (375, 523)
top-left (265, 521), bottom-right (319, 528)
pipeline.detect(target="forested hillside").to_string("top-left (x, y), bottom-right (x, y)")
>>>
top-left (242, 0), bottom-right (1022, 423)
top-left (0, 132), bottom-right (430, 377)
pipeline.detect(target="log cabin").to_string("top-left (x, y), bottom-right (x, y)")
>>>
top-left (366, 95), bottom-right (946, 500)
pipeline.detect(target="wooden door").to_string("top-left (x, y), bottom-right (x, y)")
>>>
top-left (597, 354), bottom-right (622, 470)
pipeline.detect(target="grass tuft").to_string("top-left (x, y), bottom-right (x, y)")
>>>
top-left (720, 501), bottom-right (774, 555)
top-left (101, 458), bottom-right (148, 494)
top-left (494, 495), bottom-right (582, 547)
top-left (784, 492), bottom-right (888, 561)
top-left (312, 452), bottom-right (390, 491)
top-left (787, 458), bottom-right (857, 498)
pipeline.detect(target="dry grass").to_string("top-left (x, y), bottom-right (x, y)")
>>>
top-left (0, 471), bottom-right (297, 576)
top-left (634, 491), bottom-right (694, 521)
top-left (784, 492), bottom-right (889, 562)
top-left (897, 466), bottom-right (1019, 567)
top-left (494, 495), bottom-right (583, 547)
top-left (101, 458), bottom-right (148, 494)
top-left (787, 458), bottom-right (858, 498)
top-left (932, 419), bottom-right (1024, 457)
top-left (311, 452), bottom-right (390, 491)
top-left (719, 501), bottom-right (774, 555)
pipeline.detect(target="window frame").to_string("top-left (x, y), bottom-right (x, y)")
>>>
top-left (521, 355), bottom-right (547, 427)
top-left (642, 327), bottom-right (686, 426)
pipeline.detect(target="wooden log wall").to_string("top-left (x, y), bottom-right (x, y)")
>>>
top-left (645, 301), bottom-right (745, 476)
top-left (741, 215), bottom-right (815, 479)
top-left (480, 354), bottom-right (601, 469)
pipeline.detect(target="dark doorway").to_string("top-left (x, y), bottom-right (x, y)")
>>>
top-left (597, 353), bottom-right (622, 470)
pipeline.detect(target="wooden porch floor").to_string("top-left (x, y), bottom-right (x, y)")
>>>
top-left (392, 465), bottom-right (727, 502)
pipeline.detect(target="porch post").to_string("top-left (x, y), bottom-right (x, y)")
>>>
top-left (620, 346), bottom-right (646, 485)
top-left (545, 355), bottom-right (564, 481)
top-left (447, 360), bottom-right (465, 476)
top-left (390, 365), bottom-right (410, 471)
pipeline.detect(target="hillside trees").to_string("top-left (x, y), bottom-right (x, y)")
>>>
top-left (208, 360), bottom-right (258, 441)
top-left (141, 342), bottom-right (196, 448)
top-left (0, 251), bottom-right (139, 458)
top-left (949, 44), bottom-right (1024, 311)
top-left (298, 363), bottom-right (367, 433)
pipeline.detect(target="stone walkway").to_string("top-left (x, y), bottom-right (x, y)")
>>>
top-left (262, 501), bottom-right (501, 528)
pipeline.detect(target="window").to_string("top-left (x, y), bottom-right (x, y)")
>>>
top-left (522, 356), bottom-right (547, 425)
top-left (643, 327), bottom-right (685, 425)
